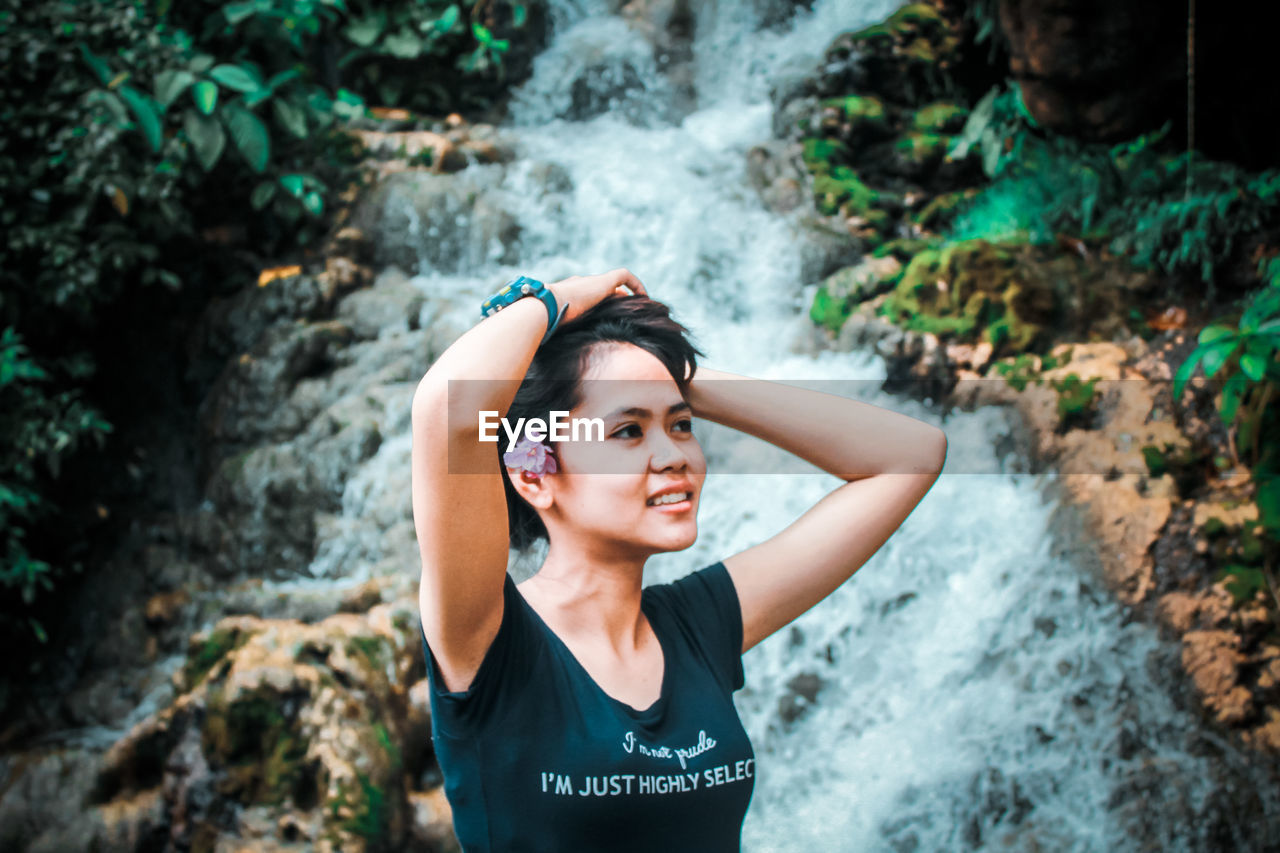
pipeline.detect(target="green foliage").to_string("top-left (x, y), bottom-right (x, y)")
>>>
top-left (949, 82), bottom-right (1280, 287)
top-left (0, 0), bottom-right (539, 645)
top-left (0, 327), bottom-right (113, 639)
top-left (183, 625), bottom-right (249, 686)
top-left (330, 770), bottom-right (388, 843)
top-left (1048, 372), bottom-right (1098, 428)
top-left (1171, 257), bottom-right (1280, 476)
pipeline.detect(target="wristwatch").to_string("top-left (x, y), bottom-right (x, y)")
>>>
top-left (480, 275), bottom-right (567, 344)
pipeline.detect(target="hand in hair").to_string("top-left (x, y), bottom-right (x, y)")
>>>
top-left (546, 268), bottom-right (648, 325)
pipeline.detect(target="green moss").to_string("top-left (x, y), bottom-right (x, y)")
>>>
top-left (820, 94), bottom-right (888, 132)
top-left (1048, 373), bottom-right (1099, 429)
top-left (895, 131), bottom-right (950, 164)
top-left (183, 627), bottom-right (248, 687)
top-left (913, 101), bottom-right (968, 133)
top-left (991, 354), bottom-right (1044, 392)
top-left (879, 239), bottom-right (1057, 353)
top-left (345, 635), bottom-right (387, 669)
top-left (872, 236), bottom-right (942, 262)
top-left (802, 136), bottom-right (848, 175)
top-left (912, 188), bottom-right (979, 231)
top-left (202, 687), bottom-right (310, 806)
top-left (330, 771), bottom-right (389, 845)
top-left (847, 2), bottom-right (945, 45)
top-left (374, 721), bottom-right (402, 771)
top-left (810, 284), bottom-right (851, 334)
top-left (813, 165), bottom-right (879, 216)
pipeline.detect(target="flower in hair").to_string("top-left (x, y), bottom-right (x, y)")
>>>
top-left (503, 437), bottom-right (558, 477)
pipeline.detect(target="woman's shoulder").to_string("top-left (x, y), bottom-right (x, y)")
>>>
top-left (420, 571), bottom-right (548, 735)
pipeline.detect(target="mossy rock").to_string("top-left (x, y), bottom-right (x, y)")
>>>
top-left (183, 626), bottom-right (251, 688)
top-left (828, 2), bottom-right (961, 105)
top-left (801, 135), bottom-right (849, 176)
top-left (911, 188), bottom-right (979, 231)
top-left (912, 100), bottom-right (968, 133)
top-left (890, 131), bottom-right (952, 176)
top-left (203, 686), bottom-right (313, 807)
top-left (810, 257), bottom-right (905, 333)
top-left (879, 239), bottom-right (1059, 353)
top-left (845, 2), bottom-right (948, 49)
top-left (812, 164), bottom-right (879, 216)
top-left (818, 94), bottom-right (893, 142)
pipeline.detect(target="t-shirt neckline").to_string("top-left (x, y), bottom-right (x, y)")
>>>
top-left (514, 580), bottom-right (672, 722)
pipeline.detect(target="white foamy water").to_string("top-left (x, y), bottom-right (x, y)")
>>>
top-left (296, 0), bottom-right (1277, 849)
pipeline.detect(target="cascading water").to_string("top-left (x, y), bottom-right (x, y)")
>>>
top-left (295, 0), bottom-right (1278, 849)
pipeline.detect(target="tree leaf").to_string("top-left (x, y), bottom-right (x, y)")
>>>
top-left (224, 105), bottom-right (271, 173)
top-left (437, 5), bottom-right (459, 32)
top-left (223, 2), bottom-right (258, 24)
top-left (345, 14), bottom-right (384, 47)
top-left (1240, 352), bottom-right (1266, 382)
top-left (272, 98), bottom-right (308, 139)
top-left (78, 43), bottom-right (112, 85)
top-left (280, 173), bottom-right (308, 197)
top-left (302, 190), bottom-right (324, 216)
top-left (251, 181), bottom-right (277, 210)
top-left (192, 81), bottom-right (218, 115)
top-left (154, 69), bottom-right (195, 111)
top-left (1201, 339), bottom-right (1239, 378)
top-left (209, 64), bottom-right (261, 94)
top-left (118, 85), bottom-right (163, 152)
top-left (183, 109), bottom-right (225, 171)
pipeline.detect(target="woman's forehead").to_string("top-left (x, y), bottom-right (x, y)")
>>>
top-left (574, 377), bottom-right (684, 415)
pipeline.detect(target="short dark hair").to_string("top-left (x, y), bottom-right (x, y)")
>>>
top-left (501, 294), bottom-right (704, 551)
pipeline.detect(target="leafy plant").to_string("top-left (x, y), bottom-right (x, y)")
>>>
top-left (1171, 256), bottom-right (1280, 470)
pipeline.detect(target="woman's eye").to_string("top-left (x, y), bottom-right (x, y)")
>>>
top-left (674, 418), bottom-right (693, 433)
top-left (612, 424), bottom-right (642, 439)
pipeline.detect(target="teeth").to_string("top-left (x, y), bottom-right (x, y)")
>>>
top-left (648, 492), bottom-right (690, 506)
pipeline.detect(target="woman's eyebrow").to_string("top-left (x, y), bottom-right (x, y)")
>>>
top-left (604, 401), bottom-right (692, 420)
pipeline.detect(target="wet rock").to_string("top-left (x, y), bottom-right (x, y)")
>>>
top-left (82, 600), bottom-right (429, 851)
top-left (1182, 630), bottom-right (1252, 726)
top-left (336, 267), bottom-right (428, 341)
top-left (809, 255), bottom-right (903, 333)
top-left (347, 170), bottom-right (522, 275)
top-left (745, 139), bottom-right (810, 215)
top-left (777, 671), bottom-right (825, 725)
top-left (408, 788), bottom-right (459, 852)
top-left (997, 0), bottom-right (1182, 142)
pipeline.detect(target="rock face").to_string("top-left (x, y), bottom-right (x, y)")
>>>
top-left (1, 597), bottom-right (457, 851)
top-left (997, 0), bottom-right (1184, 142)
top-left (995, 0), bottom-right (1278, 168)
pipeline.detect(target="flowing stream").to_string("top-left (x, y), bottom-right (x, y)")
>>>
top-left (285, 0), bottom-right (1277, 849)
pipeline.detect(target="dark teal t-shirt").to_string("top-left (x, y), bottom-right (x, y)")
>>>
top-left (419, 560), bottom-right (756, 852)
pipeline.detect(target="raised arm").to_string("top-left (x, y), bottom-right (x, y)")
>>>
top-left (412, 269), bottom-right (646, 693)
top-left (686, 367), bottom-right (947, 654)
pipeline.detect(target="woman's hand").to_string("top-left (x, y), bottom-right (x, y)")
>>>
top-left (546, 268), bottom-right (648, 324)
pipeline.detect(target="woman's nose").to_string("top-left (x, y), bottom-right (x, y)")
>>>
top-left (650, 430), bottom-right (692, 472)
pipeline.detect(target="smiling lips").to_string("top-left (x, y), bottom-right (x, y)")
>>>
top-left (646, 491), bottom-right (693, 510)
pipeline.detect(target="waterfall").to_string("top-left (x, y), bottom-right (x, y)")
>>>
top-left (296, 0), bottom-right (1275, 848)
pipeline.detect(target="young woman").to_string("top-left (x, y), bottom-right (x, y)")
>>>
top-left (411, 269), bottom-right (946, 852)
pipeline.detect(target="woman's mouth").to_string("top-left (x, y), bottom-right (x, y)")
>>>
top-left (646, 491), bottom-right (693, 511)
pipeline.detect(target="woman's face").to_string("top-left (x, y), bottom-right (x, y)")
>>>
top-left (534, 342), bottom-right (707, 560)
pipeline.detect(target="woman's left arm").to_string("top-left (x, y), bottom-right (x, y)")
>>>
top-left (686, 366), bottom-right (947, 654)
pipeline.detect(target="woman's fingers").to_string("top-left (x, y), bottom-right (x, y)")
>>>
top-left (614, 269), bottom-right (647, 296)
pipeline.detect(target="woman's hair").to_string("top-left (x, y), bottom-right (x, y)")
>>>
top-left (501, 294), bottom-right (704, 551)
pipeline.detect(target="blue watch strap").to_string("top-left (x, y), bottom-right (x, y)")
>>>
top-left (480, 276), bottom-right (565, 343)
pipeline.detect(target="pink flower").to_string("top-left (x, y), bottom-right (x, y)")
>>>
top-left (503, 437), bottom-right (558, 477)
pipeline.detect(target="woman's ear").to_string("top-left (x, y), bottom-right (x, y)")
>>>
top-left (506, 466), bottom-right (555, 510)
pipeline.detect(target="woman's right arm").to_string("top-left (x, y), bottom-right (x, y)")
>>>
top-left (411, 269), bottom-right (646, 693)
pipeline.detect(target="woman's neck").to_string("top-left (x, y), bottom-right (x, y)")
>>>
top-left (520, 552), bottom-right (649, 656)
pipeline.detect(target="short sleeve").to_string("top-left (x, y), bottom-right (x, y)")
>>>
top-left (647, 561), bottom-right (746, 693)
top-left (420, 572), bottom-right (541, 738)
